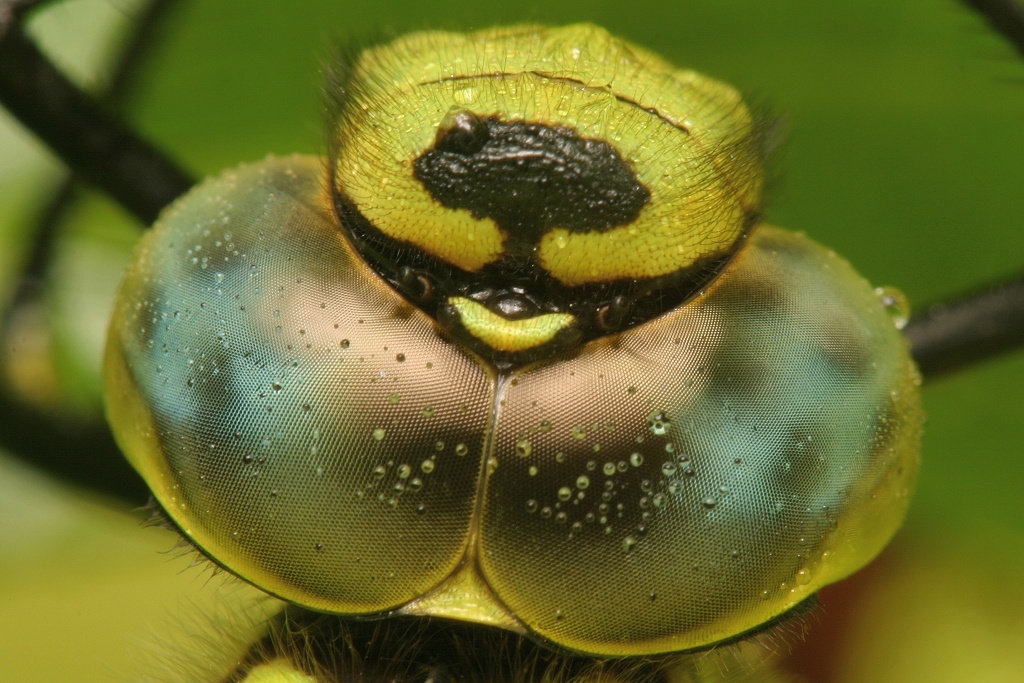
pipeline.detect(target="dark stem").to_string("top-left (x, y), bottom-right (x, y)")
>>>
top-left (0, 0), bottom-right (183, 504)
top-left (905, 275), bottom-right (1024, 380)
top-left (0, 1), bottom-right (193, 225)
top-left (963, 0), bottom-right (1024, 57)
top-left (2, 0), bottom-right (180, 325)
top-left (0, 392), bottom-right (151, 503)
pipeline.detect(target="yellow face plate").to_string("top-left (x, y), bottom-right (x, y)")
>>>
top-left (447, 297), bottom-right (576, 352)
top-left (332, 24), bottom-right (761, 284)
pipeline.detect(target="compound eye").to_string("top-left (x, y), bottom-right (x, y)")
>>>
top-left (105, 157), bottom-right (495, 616)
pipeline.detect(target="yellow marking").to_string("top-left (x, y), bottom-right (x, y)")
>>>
top-left (241, 660), bottom-right (316, 683)
top-left (449, 297), bottom-right (575, 352)
top-left (332, 24), bottom-right (761, 278)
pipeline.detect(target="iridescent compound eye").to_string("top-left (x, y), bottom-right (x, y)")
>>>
top-left (104, 23), bottom-right (922, 657)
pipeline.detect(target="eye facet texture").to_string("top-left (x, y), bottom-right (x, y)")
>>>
top-left (105, 155), bottom-right (921, 656)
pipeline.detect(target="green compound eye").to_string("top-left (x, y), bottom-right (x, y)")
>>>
top-left (103, 24), bottom-right (922, 657)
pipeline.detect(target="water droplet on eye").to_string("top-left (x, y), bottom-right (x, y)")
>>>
top-left (630, 452), bottom-right (644, 467)
top-left (667, 480), bottom-right (681, 494)
top-left (389, 393), bottom-right (401, 404)
top-left (422, 406), bottom-right (436, 418)
top-left (702, 496), bottom-right (717, 509)
top-left (372, 465), bottom-right (386, 479)
top-left (528, 465), bottom-right (538, 476)
top-left (571, 426), bottom-right (587, 440)
top-left (315, 542), bottom-right (323, 552)
top-left (627, 386), bottom-right (637, 394)
top-left (242, 454), bottom-right (253, 464)
top-left (652, 493), bottom-right (665, 507)
top-left (602, 462), bottom-right (616, 476)
top-left (372, 428), bottom-right (386, 441)
top-left (453, 443), bottom-right (468, 457)
top-left (340, 339), bottom-right (351, 348)
top-left (515, 439), bottom-right (532, 457)
top-left (435, 441), bottom-right (445, 451)
top-left (648, 410), bottom-right (671, 436)
top-left (796, 567), bottom-right (812, 585)
top-left (875, 286), bottom-right (910, 330)
top-left (622, 536), bottom-right (637, 553)
top-left (421, 460), bottom-right (435, 474)
top-left (408, 477), bottom-right (423, 492)
top-left (540, 506), bottom-right (552, 519)
top-left (396, 353), bottom-right (406, 362)
top-left (525, 499), bottom-right (538, 513)
top-left (558, 486), bottom-right (572, 501)
top-left (576, 475), bottom-right (590, 489)
top-left (555, 511), bottom-right (568, 524)
top-left (539, 420), bottom-right (552, 432)
top-left (397, 464), bottom-right (411, 479)
top-left (661, 462), bottom-right (677, 476)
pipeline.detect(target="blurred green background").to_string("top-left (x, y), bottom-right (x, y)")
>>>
top-left (1, 0), bottom-right (1023, 681)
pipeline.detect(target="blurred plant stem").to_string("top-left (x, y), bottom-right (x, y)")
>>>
top-left (0, 0), bottom-right (185, 503)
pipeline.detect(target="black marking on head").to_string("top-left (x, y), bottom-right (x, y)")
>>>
top-left (414, 112), bottom-right (650, 246)
top-left (332, 182), bottom-right (755, 369)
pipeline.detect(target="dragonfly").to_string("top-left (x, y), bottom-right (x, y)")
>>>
top-left (2, 1), bottom-right (1024, 683)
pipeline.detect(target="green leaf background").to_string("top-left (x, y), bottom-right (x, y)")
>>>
top-left (1, 0), bottom-right (1023, 680)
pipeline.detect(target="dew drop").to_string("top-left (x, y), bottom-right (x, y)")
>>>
top-left (455, 443), bottom-right (469, 456)
top-left (875, 286), bottom-right (910, 330)
top-left (648, 410), bottom-right (671, 436)
top-left (525, 499), bottom-right (538, 513)
top-left (422, 406), bottom-right (436, 418)
top-left (555, 511), bottom-right (568, 524)
top-left (516, 439), bottom-right (533, 457)
top-left (529, 465), bottom-right (538, 476)
top-left (629, 452), bottom-right (644, 467)
top-left (389, 393), bottom-right (401, 404)
top-left (558, 486), bottom-right (573, 501)
top-left (622, 536), bottom-right (637, 553)
top-left (372, 465), bottom-right (386, 479)
top-left (340, 339), bottom-right (351, 348)
top-left (397, 464), bottom-right (411, 479)
top-left (421, 459), bottom-right (435, 474)
top-left (661, 462), bottom-right (677, 476)
top-left (372, 428), bottom-right (386, 441)
top-left (796, 567), bottom-right (812, 585)
top-left (603, 462), bottom-right (616, 476)
top-left (576, 475), bottom-right (590, 489)
top-left (702, 496), bottom-right (717, 509)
